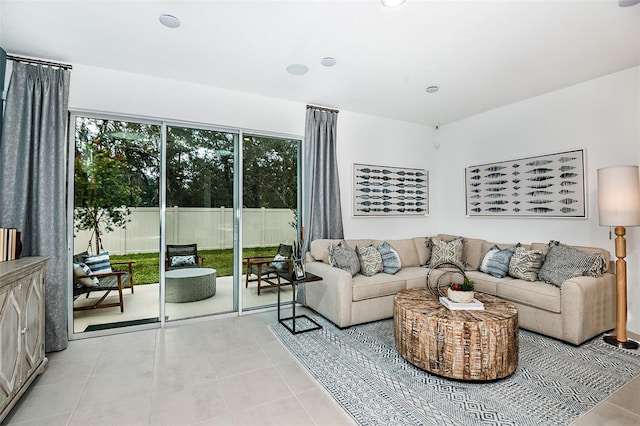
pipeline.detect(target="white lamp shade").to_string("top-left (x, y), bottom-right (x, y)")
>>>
top-left (597, 165), bottom-right (640, 226)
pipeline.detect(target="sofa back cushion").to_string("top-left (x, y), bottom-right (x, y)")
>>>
top-left (372, 239), bottom-right (420, 267)
top-left (413, 237), bottom-right (431, 266)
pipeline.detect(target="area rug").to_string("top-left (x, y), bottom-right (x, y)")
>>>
top-left (271, 317), bottom-right (640, 426)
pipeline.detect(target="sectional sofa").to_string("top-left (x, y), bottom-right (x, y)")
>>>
top-left (303, 234), bottom-right (616, 345)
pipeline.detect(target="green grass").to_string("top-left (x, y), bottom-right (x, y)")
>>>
top-left (110, 246), bottom-right (278, 285)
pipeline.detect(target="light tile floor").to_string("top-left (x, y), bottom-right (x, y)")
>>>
top-left (3, 308), bottom-right (639, 426)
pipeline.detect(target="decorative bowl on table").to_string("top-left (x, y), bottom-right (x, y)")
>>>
top-left (447, 277), bottom-right (475, 303)
top-left (447, 288), bottom-right (475, 303)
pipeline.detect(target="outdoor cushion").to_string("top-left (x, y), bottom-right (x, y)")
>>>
top-left (83, 252), bottom-right (112, 274)
top-left (170, 255), bottom-right (197, 267)
top-left (73, 262), bottom-right (100, 287)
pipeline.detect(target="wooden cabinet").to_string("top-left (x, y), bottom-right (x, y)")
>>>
top-left (0, 257), bottom-right (48, 422)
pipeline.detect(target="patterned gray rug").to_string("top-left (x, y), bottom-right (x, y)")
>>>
top-left (271, 316), bottom-right (640, 426)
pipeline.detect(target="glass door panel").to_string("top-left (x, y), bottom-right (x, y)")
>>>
top-left (241, 134), bottom-right (300, 311)
top-left (72, 116), bottom-right (161, 333)
top-left (165, 126), bottom-right (237, 320)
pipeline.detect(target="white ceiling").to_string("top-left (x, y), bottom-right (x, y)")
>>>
top-left (1, 1), bottom-right (639, 126)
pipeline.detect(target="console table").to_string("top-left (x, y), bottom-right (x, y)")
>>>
top-left (0, 257), bottom-right (48, 422)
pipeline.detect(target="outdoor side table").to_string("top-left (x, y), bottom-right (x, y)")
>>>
top-left (276, 271), bottom-right (323, 334)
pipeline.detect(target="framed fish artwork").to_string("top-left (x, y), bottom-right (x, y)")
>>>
top-left (353, 163), bottom-right (429, 216)
top-left (465, 149), bottom-right (586, 217)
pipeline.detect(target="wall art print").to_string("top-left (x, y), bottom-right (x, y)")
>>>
top-left (353, 163), bottom-right (428, 216)
top-left (465, 149), bottom-right (586, 218)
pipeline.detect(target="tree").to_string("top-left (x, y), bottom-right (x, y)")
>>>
top-left (73, 117), bottom-right (160, 252)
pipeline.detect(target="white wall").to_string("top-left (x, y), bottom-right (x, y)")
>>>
top-left (337, 111), bottom-right (439, 239)
top-left (68, 65), bottom-right (437, 239)
top-left (435, 66), bottom-right (640, 334)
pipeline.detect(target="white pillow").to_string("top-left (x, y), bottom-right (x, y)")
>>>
top-left (170, 255), bottom-right (197, 267)
top-left (73, 262), bottom-right (100, 287)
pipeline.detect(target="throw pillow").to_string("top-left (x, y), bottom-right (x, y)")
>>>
top-left (538, 241), bottom-right (607, 287)
top-left (328, 241), bottom-right (361, 276)
top-left (508, 246), bottom-right (544, 281)
top-left (428, 237), bottom-right (464, 269)
top-left (271, 254), bottom-right (289, 270)
top-left (356, 245), bottom-right (383, 277)
top-left (73, 262), bottom-right (100, 287)
top-left (170, 255), bottom-right (197, 267)
top-left (479, 245), bottom-right (515, 278)
top-left (377, 241), bottom-right (402, 274)
top-left (82, 252), bottom-right (112, 274)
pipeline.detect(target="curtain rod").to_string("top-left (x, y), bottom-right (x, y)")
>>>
top-left (306, 104), bottom-right (339, 114)
top-left (6, 54), bottom-right (73, 70)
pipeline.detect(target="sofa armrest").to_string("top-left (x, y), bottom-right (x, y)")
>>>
top-left (304, 261), bottom-right (354, 328)
top-left (561, 273), bottom-right (616, 345)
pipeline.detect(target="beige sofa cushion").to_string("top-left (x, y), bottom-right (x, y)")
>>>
top-left (352, 273), bottom-right (406, 301)
top-left (395, 266), bottom-right (429, 289)
top-left (496, 279), bottom-right (562, 313)
top-left (464, 270), bottom-right (512, 295)
top-left (413, 237), bottom-right (431, 266)
top-left (373, 239), bottom-right (420, 267)
top-left (309, 239), bottom-right (341, 264)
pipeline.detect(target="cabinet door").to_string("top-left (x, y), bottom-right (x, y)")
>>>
top-left (21, 269), bottom-right (45, 382)
top-left (0, 283), bottom-right (22, 415)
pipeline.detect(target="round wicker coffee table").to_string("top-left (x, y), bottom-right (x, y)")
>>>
top-left (394, 288), bottom-right (518, 381)
top-left (165, 268), bottom-right (216, 303)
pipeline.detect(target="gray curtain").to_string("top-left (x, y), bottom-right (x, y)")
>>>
top-left (0, 62), bottom-right (70, 352)
top-left (300, 107), bottom-right (344, 302)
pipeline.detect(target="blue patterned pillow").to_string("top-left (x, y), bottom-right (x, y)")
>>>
top-left (377, 241), bottom-right (401, 274)
top-left (479, 245), bottom-right (515, 278)
top-left (83, 252), bottom-right (112, 275)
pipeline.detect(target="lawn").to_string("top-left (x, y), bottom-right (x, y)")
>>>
top-left (110, 246), bottom-right (278, 284)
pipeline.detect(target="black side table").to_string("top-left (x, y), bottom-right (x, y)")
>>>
top-left (276, 271), bottom-right (323, 334)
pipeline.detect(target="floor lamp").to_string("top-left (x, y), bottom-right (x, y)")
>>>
top-left (597, 165), bottom-right (640, 349)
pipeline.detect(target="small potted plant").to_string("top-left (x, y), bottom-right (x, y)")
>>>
top-left (448, 277), bottom-right (475, 303)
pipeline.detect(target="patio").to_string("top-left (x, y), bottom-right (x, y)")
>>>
top-left (72, 275), bottom-right (295, 333)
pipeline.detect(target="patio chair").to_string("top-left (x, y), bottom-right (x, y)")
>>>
top-left (166, 243), bottom-right (205, 270)
top-left (244, 243), bottom-right (293, 295)
top-left (72, 252), bottom-right (135, 313)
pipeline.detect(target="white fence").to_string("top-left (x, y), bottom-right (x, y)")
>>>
top-left (73, 207), bottom-right (297, 255)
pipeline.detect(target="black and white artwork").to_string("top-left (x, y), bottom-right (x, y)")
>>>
top-left (465, 149), bottom-right (586, 217)
top-left (353, 163), bottom-right (429, 216)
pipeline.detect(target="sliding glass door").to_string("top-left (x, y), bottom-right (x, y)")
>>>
top-left (164, 125), bottom-right (237, 320)
top-left (70, 112), bottom-right (301, 335)
top-left (241, 134), bottom-right (300, 311)
top-left (71, 116), bottom-right (161, 333)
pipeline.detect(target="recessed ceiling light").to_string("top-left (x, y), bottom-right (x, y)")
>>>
top-left (321, 57), bottom-right (336, 67)
top-left (159, 14), bottom-right (180, 28)
top-left (619, 0), bottom-right (640, 6)
top-left (286, 64), bottom-right (309, 75)
top-left (381, 0), bottom-right (406, 7)
top-left (425, 86), bottom-right (439, 93)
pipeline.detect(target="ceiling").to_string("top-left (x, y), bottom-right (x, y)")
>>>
top-left (1, 1), bottom-right (639, 126)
